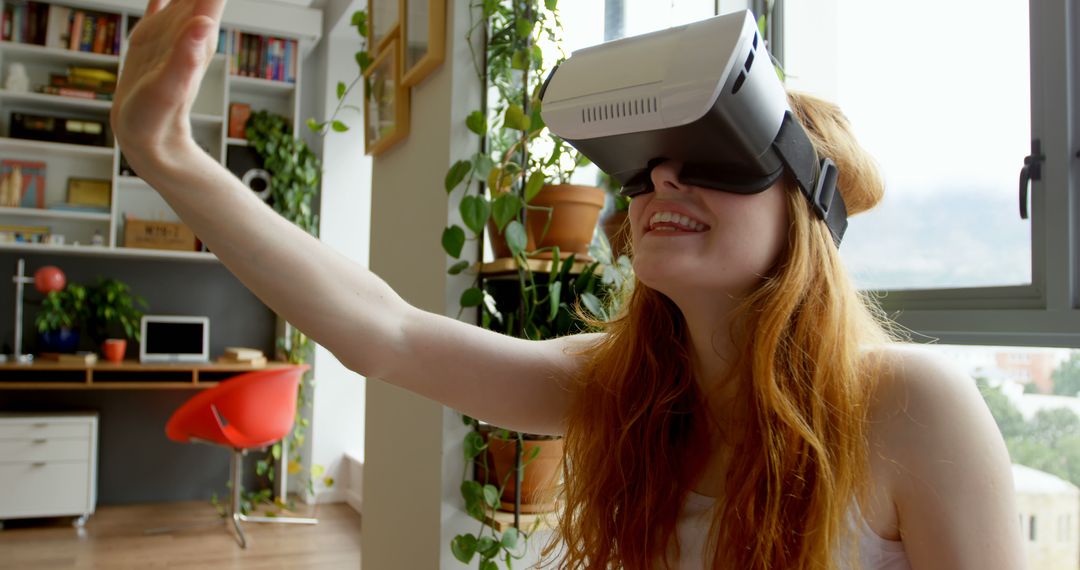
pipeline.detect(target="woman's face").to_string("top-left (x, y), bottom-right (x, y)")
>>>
top-left (628, 160), bottom-right (791, 299)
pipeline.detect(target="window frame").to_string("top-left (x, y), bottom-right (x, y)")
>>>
top-left (777, 0), bottom-right (1079, 348)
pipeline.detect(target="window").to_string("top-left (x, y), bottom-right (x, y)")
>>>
top-left (781, 0), bottom-right (1078, 347)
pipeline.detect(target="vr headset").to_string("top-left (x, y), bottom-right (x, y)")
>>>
top-left (539, 10), bottom-right (847, 246)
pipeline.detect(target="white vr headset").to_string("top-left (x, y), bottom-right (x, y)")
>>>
top-left (539, 10), bottom-right (848, 246)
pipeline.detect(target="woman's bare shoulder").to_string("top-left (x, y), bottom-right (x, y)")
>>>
top-left (862, 343), bottom-right (1024, 568)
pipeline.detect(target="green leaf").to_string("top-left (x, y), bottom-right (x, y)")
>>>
top-left (460, 287), bottom-right (484, 308)
top-left (445, 160), bottom-right (472, 193)
top-left (271, 443), bottom-right (282, 460)
top-left (447, 260), bottom-right (471, 275)
top-left (461, 480), bottom-right (485, 519)
top-left (480, 560), bottom-right (498, 570)
top-left (356, 51), bottom-right (373, 73)
top-left (477, 536), bottom-right (500, 559)
top-left (503, 104), bottom-right (530, 132)
top-left (451, 534), bottom-right (478, 563)
top-left (581, 292), bottom-right (604, 319)
top-left (442, 225), bottom-right (466, 258)
top-left (505, 221), bottom-right (528, 257)
top-left (464, 430), bottom-right (486, 460)
top-left (331, 120), bottom-right (349, 132)
top-left (305, 118), bottom-right (325, 133)
top-left (758, 14), bottom-right (767, 39)
top-left (473, 153), bottom-right (495, 180)
top-left (501, 527), bottom-right (520, 549)
top-left (524, 171), bottom-right (546, 203)
top-left (466, 110), bottom-right (487, 135)
top-left (336, 81), bottom-right (346, 99)
top-left (548, 281), bottom-right (562, 322)
top-left (491, 193), bottom-right (522, 232)
top-left (511, 49), bottom-right (528, 71)
top-left (482, 484), bottom-right (500, 508)
top-left (515, 19), bottom-right (534, 39)
top-left (545, 0), bottom-right (557, 10)
top-left (460, 195), bottom-right (491, 236)
top-left (351, 10), bottom-right (368, 36)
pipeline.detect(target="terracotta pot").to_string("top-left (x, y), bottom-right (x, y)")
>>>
top-left (525, 184), bottom-right (606, 261)
top-left (602, 209), bottom-right (631, 258)
top-left (488, 435), bottom-right (564, 513)
top-left (102, 338), bottom-right (126, 364)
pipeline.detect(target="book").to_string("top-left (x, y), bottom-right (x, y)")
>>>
top-left (224, 346), bottom-right (264, 360)
top-left (228, 103), bottom-right (251, 139)
top-left (40, 352), bottom-right (97, 364)
top-left (0, 160), bottom-right (46, 209)
top-left (217, 355), bottom-right (268, 367)
top-left (39, 351), bottom-right (97, 365)
top-left (39, 85), bottom-right (113, 100)
top-left (43, 5), bottom-right (71, 49)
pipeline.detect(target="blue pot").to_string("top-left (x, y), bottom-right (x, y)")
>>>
top-left (39, 328), bottom-right (80, 353)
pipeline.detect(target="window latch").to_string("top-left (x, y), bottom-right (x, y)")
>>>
top-left (1019, 139), bottom-right (1044, 220)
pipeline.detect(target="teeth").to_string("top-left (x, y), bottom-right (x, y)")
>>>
top-left (648, 211), bottom-right (707, 232)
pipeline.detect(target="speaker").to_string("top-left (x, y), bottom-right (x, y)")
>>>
top-left (226, 145), bottom-right (272, 202)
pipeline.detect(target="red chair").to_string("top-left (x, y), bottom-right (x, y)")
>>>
top-left (153, 365), bottom-right (316, 548)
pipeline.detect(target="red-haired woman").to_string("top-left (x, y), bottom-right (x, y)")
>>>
top-left (112, 2), bottom-right (1024, 568)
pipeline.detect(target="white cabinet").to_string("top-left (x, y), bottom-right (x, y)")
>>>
top-left (0, 412), bottom-right (98, 523)
top-left (0, 0), bottom-right (315, 262)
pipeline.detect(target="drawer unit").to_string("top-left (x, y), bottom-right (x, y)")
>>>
top-left (0, 439), bottom-right (93, 463)
top-left (0, 413), bottom-right (98, 524)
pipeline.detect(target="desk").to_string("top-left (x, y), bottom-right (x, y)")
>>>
top-left (0, 361), bottom-right (295, 390)
top-left (0, 361), bottom-right (301, 506)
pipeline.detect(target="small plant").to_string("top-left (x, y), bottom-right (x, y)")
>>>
top-left (35, 283), bottom-right (89, 334)
top-left (86, 277), bottom-right (147, 344)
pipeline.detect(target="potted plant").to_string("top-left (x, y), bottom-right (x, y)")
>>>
top-left (34, 283), bottom-right (89, 353)
top-left (86, 277), bottom-right (147, 363)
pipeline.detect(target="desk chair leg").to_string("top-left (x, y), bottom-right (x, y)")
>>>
top-left (224, 447), bottom-right (319, 549)
top-left (230, 448), bottom-right (248, 549)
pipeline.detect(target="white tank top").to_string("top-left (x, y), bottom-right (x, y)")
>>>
top-left (676, 491), bottom-right (912, 569)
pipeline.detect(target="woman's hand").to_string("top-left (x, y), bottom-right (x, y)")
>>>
top-left (110, 0), bottom-right (225, 171)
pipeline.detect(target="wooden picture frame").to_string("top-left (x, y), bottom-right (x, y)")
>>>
top-left (401, 0), bottom-right (446, 87)
top-left (369, 0), bottom-right (400, 55)
top-left (364, 32), bottom-right (410, 156)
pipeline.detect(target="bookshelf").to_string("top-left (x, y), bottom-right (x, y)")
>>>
top-left (0, 0), bottom-right (315, 261)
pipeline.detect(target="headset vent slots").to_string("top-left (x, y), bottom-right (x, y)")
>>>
top-left (581, 96), bottom-right (659, 123)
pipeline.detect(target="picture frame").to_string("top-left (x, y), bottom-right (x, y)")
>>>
top-left (364, 32), bottom-right (410, 156)
top-left (0, 160), bottom-right (46, 209)
top-left (401, 0), bottom-right (446, 87)
top-left (369, 0), bottom-right (400, 55)
top-left (66, 177), bottom-right (111, 208)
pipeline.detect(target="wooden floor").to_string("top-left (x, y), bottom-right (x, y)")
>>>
top-left (0, 501), bottom-right (362, 569)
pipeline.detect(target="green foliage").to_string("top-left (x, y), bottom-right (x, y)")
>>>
top-left (1052, 351), bottom-right (1080, 397)
top-left (86, 278), bottom-right (148, 344)
top-left (245, 110), bottom-right (321, 236)
top-left (307, 8), bottom-right (370, 138)
top-left (34, 283), bottom-right (89, 334)
top-left (979, 376), bottom-right (1080, 488)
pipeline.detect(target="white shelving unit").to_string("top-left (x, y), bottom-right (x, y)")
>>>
top-left (0, 0), bottom-right (312, 262)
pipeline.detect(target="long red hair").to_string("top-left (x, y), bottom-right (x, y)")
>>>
top-left (546, 91), bottom-right (899, 568)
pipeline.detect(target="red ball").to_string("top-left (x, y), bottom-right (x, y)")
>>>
top-left (34, 266), bottom-right (66, 293)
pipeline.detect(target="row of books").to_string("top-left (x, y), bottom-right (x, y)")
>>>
top-left (2, 2), bottom-right (121, 56)
top-left (227, 31), bottom-right (297, 84)
top-left (38, 66), bottom-right (116, 101)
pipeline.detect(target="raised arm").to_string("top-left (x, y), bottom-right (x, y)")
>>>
top-left (111, 0), bottom-right (594, 435)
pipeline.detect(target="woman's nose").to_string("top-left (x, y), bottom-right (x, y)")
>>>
top-left (650, 160), bottom-right (687, 194)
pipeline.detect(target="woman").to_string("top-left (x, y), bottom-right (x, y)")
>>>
top-left (113, 2), bottom-right (1025, 568)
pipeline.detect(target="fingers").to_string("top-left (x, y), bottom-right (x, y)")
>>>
top-left (146, 0), bottom-right (170, 16)
top-left (193, 0), bottom-right (226, 22)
